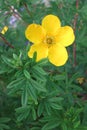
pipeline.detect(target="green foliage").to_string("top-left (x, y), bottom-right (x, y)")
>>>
top-left (0, 0), bottom-right (87, 130)
top-left (0, 118), bottom-right (10, 130)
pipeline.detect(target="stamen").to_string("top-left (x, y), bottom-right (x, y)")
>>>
top-left (46, 38), bottom-right (53, 44)
top-left (43, 36), bottom-right (55, 48)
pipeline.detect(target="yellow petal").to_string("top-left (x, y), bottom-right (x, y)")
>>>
top-left (28, 44), bottom-right (48, 61)
top-left (42, 14), bottom-right (61, 35)
top-left (55, 26), bottom-right (75, 47)
top-left (1, 26), bottom-right (8, 34)
top-left (48, 44), bottom-right (68, 66)
top-left (25, 24), bottom-right (46, 44)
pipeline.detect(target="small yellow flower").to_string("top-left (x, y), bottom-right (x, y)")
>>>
top-left (1, 26), bottom-right (8, 34)
top-left (25, 14), bottom-right (75, 66)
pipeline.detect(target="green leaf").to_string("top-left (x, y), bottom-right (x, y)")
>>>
top-left (32, 70), bottom-right (46, 81)
top-left (33, 65), bottom-right (47, 75)
top-left (7, 78), bottom-right (24, 88)
top-left (0, 118), bottom-right (10, 123)
top-left (48, 97), bottom-right (63, 102)
top-left (32, 108), bottom-right (37, 120)
top-left (44, 102), bottom-right (51, 115)
top-left (1, 55), bottom-right (15, 68)
top-left (82, 103), bottom-right (87, 125)
top-left (74, 121), bottom-right (80, 129)
top-left (51, 102), bottom-right (62, 110)
top-left (0, 118), bottom-right (10, 130)
top-left (21, 85), bottom-right (28, 106)
top-left (36, 58), bottom-right (48, 66)
top-left (80, 5), bottom-right (87, 18)
top-left (37, 102), bottom-right (44, 117)
top-left (30, 79), bottom-right (47, 92)
top-left (23, 69), bottom-right (31, 79)
top-left (16, 106), bottom-right (30, 122)
top-left (7, 78), bottom-right (25, 95)
top-left (42, 120), bottom-right (60, 130)
top-left (53, 74), bottom-right (65, 81)
top-left (61, 123), bottom-right (68, 130)
top-left (32, 52), bottom-right (37, 62)
top-left (70, 84), bottom-right (83, 92)
top-left (32, 65), bottom-right (47, 81)
top-left (13, 53), bottom-right (18, 60)
top-left (77, 126), bottom-right (87, 130)
top-left (26, 81), bottom-right (37, 103)
top-left (0, 124), bottom-right (10, 130)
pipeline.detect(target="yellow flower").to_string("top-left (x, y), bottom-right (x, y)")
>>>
top-left (1, 26), bottom-right (8, 34)
top-left (25, 14), bottom-right (75, 66)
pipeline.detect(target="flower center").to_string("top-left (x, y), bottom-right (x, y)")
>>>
top-left (46, 37), bottom-right (53, 44)
top-left (43, 36), bottom-right (55, 47)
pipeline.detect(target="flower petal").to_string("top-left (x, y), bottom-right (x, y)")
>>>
top-left (55, 26), bottom-right (75, 47)
top-left (48, 44), bottom-right (68, 66)
top-left (1, 26), bottom-right (8, 34)
top-left (25, 24), bottom-right (46, 44)
top-left (42, 14), bottom-right (61, 35)
top-left (28, 44), bottom-right (48, 61)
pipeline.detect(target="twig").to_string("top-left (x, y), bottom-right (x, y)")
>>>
top-left (73, 0), bottom-right (79, 67)
top-left (24, 3), bottom-right (32, 17)
top-left (6, 5), bottom-right (28, 25)
top-left (0, 33), bottom-right (14, 49)
top-left (9, 6), bottom-right (22, 19)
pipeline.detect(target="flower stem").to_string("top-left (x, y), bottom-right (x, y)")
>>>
top-left (73, 0), bottom-right (79, 67)
top-left (24, 3), bottom-right (32, 17)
